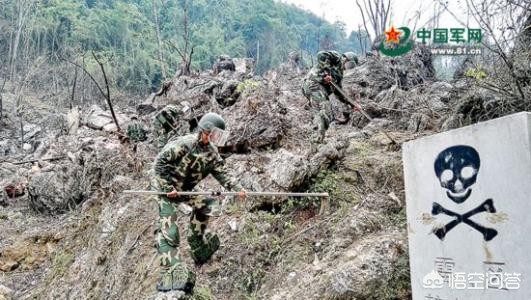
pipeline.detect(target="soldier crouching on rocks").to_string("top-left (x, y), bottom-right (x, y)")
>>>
top-left (212, 55), bottom-right (236, 75)
top-left (125, 116), bottom-right (148, 143)
top-left (302, 50), bottom-right (360, 145)
top-left (152, 112), bottom-right (246, 294)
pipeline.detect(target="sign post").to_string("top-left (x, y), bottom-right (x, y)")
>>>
top-left (403, 112), bottom-right (531, 299)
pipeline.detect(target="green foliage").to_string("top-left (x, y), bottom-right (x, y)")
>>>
top-left (242, 267), bottom-right (265, 294)
top-left (465, 67), bottom-right (488, 80)
top-left (236, 79), bottom-right (261, 96)
top-left (192, 286), bottom-right (214, 300)
top-left (311, 169), bottom-right (357, 203)
top-left (51, 250), bottom-right (74, 278)
top-left (0, 0), bottom-right (369, 93)
top-left (239, 217), bottom-right (262, 246)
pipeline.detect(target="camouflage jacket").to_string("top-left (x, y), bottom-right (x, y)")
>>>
top-left (305, 50), bottom-right (344, 86)
top-left (304, 50), bottom-right (349, 104)
top-left (152, 105), bottom-right (183, 149)
top-left (126, 120), bottom-right (148, 142)
top-left (153, 134), bottom-right (242, 193)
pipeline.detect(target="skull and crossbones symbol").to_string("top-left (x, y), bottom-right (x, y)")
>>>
top-left (431, 145), bottom-right (498, 241)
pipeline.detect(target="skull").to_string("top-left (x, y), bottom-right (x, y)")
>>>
top-left (434, 145), bottom-right (480, 203)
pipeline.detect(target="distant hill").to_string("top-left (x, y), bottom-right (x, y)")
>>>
top-left (0, 0), bottom-right (369, 92)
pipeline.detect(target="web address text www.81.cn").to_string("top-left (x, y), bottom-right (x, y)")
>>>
top-left (430, 47), bottom-right (483, 55)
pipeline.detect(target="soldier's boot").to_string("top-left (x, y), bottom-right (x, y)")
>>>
top-left (310, 101), bottom-right (330, 153)
top-left (310, 122), bottom-right (326, 153)
top-left (157, 263), bottom-right (196, 293)
top-left (310, 134), bottom-right (323, 153)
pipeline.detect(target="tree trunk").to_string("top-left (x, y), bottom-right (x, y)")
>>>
top-left (10, 0), bottom-right (33, 80)
top-left (152, 0), bottom-right (166, 79)
top-left (0, 79), bottom-right (5, 123)
top-left (70, 67), bottom-right (78, 109)
top-left (10, 2), bottom-right (24, 79)
top-left (256, 40), bottom-right (260, 70)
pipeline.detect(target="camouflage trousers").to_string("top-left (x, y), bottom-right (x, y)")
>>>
top-left (157, 195), bottom-right (220, 268)
top-left (302, 80), bottom-right (333, 143)
top-left (126, 122), bottom-right (148, 142)
top-left (156, 195), bottom-right (220, 292)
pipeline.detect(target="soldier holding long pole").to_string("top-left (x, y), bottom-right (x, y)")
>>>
top-left (151, 112), bottom-right (246, 294)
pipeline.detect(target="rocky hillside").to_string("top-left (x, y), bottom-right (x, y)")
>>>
top-left (0, 47), bottom-right (519, 300)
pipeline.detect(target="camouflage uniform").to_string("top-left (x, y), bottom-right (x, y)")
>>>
top-left (343, 52), bottom-right (359, 70)
top-left (126, 118), bottom-right (148, 142)
top-left (152, 105), bottom-right (182, 149)
top-left (302, 50), bottom-right (352, 143)
top-left (152, 134), bottom-right (242, 291)
top-left (212, 55), bottom-right (236, 75)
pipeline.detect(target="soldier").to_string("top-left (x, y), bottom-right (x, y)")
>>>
top-left (288, 50), bottom-right (303, 73)
top-left (302, 50), bottom-right (360, 144)
top-left (212, 55), bottom-right (236, 75)
top-left (152, 112), bottom-right (246, 293)
top-left (343, 52), bottom-right (359, 70)
top-left (152, 104), bottom-right (183, 149)
top-left (126, 116), bottom-right (148, 142)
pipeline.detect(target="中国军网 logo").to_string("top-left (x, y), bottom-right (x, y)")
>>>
top-left (379, 26), bottom-right (414, 57)
top-left (379, 26), bottom-right (483, 57)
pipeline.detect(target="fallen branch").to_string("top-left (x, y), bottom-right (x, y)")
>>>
top-left (8, 156), bottom-right (65, 165)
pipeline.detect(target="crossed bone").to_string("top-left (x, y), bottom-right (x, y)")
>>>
top-left (431, 199), bottom-right (498, 241)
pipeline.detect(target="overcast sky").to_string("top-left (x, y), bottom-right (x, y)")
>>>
top-left (279, 0), bottom-right (479, 35)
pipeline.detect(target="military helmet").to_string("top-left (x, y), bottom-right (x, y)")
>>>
top-left (154, 104), bottom-right (181, 128)
top-left (165, 104), bottom-right (181, 117)
top-left (219, 54), bottom-right (231, 61)
top-left (198, 113), bottom-right (226, 131)
top-left (343, 52), bottom-right (357, 62)
top-left (317, 50), bottom-right (342, 66)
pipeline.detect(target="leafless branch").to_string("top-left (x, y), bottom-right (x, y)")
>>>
top-left (61, 54), bottom-right (121, 131)
top-left (92, 51), bottom-right (120, 132)
top-left (0, 77), bottom-right (5, 123)
top-left (356, 0), bottom-right (373, 42)
top-left (356, 0), bottom-right (391, 42)
top-left (466, 0), bottom-right (526, 101)
top-left (60, 56), bottom-right (108, 104)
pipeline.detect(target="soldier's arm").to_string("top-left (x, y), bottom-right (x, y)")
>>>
top-left (152, 120), bottom-right (167, 149)
top-left (153, 145), bottom-right (188, 192)
top-left (211, 156), bottom-right (243, 192)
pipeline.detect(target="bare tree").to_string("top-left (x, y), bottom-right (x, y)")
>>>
top-left (9, 0), bottom-right (35, 80)
top-left (356, 25), bottom-right (369, 54)
top-left (464, 0), bottom-right (529, 101)
top-left (12, 57), bottom-right (45, 146)
top-left (355, 0), bottom-right (392, 42)
top-left (167, 0), bottom-right (194, 76)
top-left (70, 66), bottom-right (78, 109)
top-left (152, 0), bottom-right (166, 79)
top-left (0, 77), bottom-right (5, 123)
top-left (62, 53), bottom-right (121, 132)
